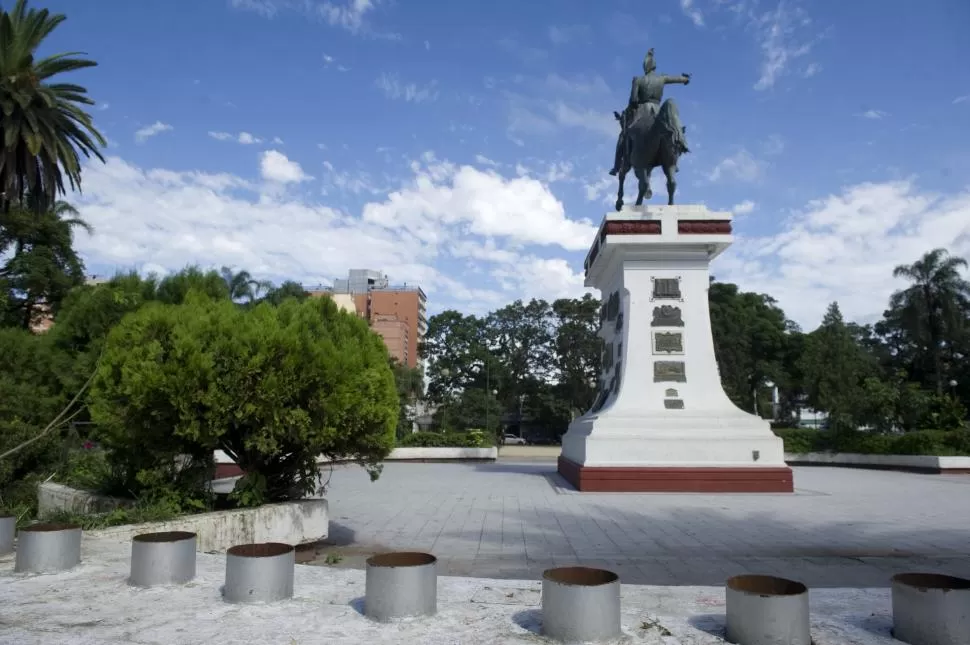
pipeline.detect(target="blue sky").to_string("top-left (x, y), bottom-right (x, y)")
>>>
top-left (37, 0), bottom-right (970, 329)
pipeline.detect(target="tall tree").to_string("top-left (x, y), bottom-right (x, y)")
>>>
top-left (390, 358), bottom-right (423, 438)
top-left (261, 280), bottom-right (308, 306)
top-left (888, 248), bottom-right (970, 395)
top-left (485, 298), bottom-right (555, 409)
top-left (709, 281), bottom-right (790, 413)
top-left (0, 200), bottom-right (90, 328)
top-left (799, 302), bottom-right (879, 428)
top-left (419, 310), bottom-right (487, 404)
top-left (0, 0), bottom-right (105, 210)
top-left (155, 266), bottom-right (230, 304)
top-left (551, 295), bottom-right (601, 418)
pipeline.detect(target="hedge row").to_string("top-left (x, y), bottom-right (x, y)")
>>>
top-left (774, 428), bottom-right (970, 456)
top-left (397, 431), bottom-right (492, 448)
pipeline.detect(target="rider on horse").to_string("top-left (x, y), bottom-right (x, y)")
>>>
top-left (609, 49), bottom-right (691, 176)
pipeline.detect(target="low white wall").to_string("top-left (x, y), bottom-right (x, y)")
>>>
top-left (37, 482), bottom-right (133, 516)
top-left (785, 452), bottom-right (970, 472)
top-left (385, 447), bottom-right (498, 460)
top-left (88, 498), bottom-right (329, 552)
top-left (214, 447), bottom-right (498, 464)
top-left (38, 482), bottom-right (329, 552)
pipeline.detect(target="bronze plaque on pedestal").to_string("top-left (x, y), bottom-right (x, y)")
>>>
top-left (653, 331), bottom-right (684, 354)
top-left (651, 277), bottom-right (682, 300)
top-left (654, 360), bottom-right (686, 382)
top-left (651, 305), bottom-right (684, 327)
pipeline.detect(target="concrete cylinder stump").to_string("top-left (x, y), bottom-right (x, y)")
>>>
top-left (725, 574), bottom-right (811, 645)
top-left (223, 543), bottom-right (294, 604)
top-left (541, 566), bottom-right (621, 642)
top-left (129, 531), bottom-right (197, 587)
top-left (0, 514), bottom-right (15, 555)
top-left (892, 573), bottom-right (970, 645)
top-left (14, 523), bottom-right (81, 574)
top-left (365, 552), bottom-right (437, 622)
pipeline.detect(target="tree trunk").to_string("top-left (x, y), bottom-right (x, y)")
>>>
top-left (21, 298), bottom-right (34, 331)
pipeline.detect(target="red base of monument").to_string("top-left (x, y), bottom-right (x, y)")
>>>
top-left (558, 457), bottom-right (794, 493)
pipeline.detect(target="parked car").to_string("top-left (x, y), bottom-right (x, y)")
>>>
top-left (502, 433), bottom-right (528, 445)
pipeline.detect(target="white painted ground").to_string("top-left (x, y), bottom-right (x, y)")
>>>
top-left (0, 537), bottom-right (898, 644)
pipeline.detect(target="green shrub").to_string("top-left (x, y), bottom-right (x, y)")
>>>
top-left (89, 293), bottom-right (397, 507)
top-left (0, 328), bottom-right (63, 492)
top-left (772, 428), bottom-right (824, 453)
top-left (775, 428), bottom-right (970, 456)
top-left (398, 431), bottom-right (489, 448)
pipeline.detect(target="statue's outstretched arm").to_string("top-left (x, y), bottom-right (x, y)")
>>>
top-left (663, 73), bottom-right (692, 86)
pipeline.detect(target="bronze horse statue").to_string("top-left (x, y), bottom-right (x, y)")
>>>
top-left (610, 48), bottom-right (692, 210)
top-left (613, 101), bottom-right (689, 210)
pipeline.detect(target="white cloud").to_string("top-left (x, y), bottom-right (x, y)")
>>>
top-left (474, 155), bottom-right (499, 167)
top-left (583, 177), bottom-right (615, 205)
top-left (952, 95), bottom-right (968, 105)
top-left (707, 149), bottom-right (762, 182)
top-left (375, 73), bottom-right (438, 103)
top-left (752, 2), bottom-right (818, 90)
top-left (209, 131), bottom-right (264, 144)
top-left (857, 109), bottom-right (888, 120)
top-left (272, 136), bottom-right (284, 144)
top-left (72, 153), bottom-right (593, 312)
top-left (803, 62), bottom-right (821, 77)
top-left (680, 0), bottom-right (705, 27)
top-left (361, 153), bottom-right (596, 250)
top-left (98, 103), bottom-right (110, 111)
top-left (228, 0), bottom-right (278, 18)
top-left (717, 179), bottom-right (970, 330)
top-left (320, 162), bottom-right (384, 196)
top-left (260, 150), bottom-right (311, 183)
top-left (319, 0), bottom-right (377, 32)
top-left (134, 121), bottom-right (173, 143)
top-left (229, 0), bottom-right (385, 35)
top-left (732, 199), bottom-right (756, 215)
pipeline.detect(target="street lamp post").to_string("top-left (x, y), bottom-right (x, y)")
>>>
top-left (439, 367), bottom-right (451, 433)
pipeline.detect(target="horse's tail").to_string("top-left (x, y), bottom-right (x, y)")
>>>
top-left (656, 99), bottom-right (688, 154)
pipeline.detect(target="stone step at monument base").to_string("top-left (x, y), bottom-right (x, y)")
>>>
top-left (558, 457), bottom-right (794, 493)
top-left (562, 430), bottom-right (785, 464)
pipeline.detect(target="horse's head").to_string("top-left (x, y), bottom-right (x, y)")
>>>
top-left (613, 111), bottom-right (622, 122)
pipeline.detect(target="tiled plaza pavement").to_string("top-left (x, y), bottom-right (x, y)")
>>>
top-left (309, 461), bottom-right (970, 587)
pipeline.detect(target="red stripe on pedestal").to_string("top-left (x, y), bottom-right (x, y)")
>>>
top-left (557, 456), bottom-right (793, 493)
top-left (603, 220), bottom-right (662, 236)
top-left (677, 220), bottom-right (732, 234)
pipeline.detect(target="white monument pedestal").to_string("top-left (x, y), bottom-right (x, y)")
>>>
top-left (558, 205), bottom-right (793, 493)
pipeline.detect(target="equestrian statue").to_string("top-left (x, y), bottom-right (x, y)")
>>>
top-left (610, 48), bottom-right (692, 210)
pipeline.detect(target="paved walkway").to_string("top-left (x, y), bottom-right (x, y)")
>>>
top-left (310, 461), bottom-right (970, 587)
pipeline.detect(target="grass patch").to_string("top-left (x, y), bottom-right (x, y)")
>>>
top-left (41, 499), bottom-right (182, 530)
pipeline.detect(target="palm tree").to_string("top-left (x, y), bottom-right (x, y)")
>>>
top-left (891, 248), bottom-right (970, 394)
top-left (0, 0), bottom-right (106, 211)
top-left (219, 266), bottom-right (271, 303)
